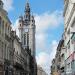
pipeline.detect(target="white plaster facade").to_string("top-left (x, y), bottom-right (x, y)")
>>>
top-left (64, 0), bottom-right (75, 74)
top-left (0, 0), bottom-right (14, 75)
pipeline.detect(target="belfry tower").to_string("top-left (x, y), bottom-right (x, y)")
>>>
top-left (18, 0), bottom-right (36, 57)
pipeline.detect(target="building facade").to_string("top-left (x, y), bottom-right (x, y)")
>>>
top-left (64, 0), bottom-right (75, 75)
top-left (37, 66), bottom-right (47, 75)
top-left (0, 0), bottom-right (14, 75)
top-left (0, 0), bottom-right (37, 75)
top-left (11, 31), bottom-right (30, 75)
top-left (51, 39), bottom-right (65, 75)
top-left (51, 59), bottom-right (57, 75)
top-left (60, 39), bottom-right (65, 75)
top-left (51, 0), bottom-right (75, 75)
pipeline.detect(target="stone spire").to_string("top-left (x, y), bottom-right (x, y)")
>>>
top-left (25, 0), bottom-right (30, 12)
top-left (0, 0), bottom-right (4, 8)
top-left (24, 0), bottom-right (30, 21)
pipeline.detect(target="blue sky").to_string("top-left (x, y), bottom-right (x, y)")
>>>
top-left (7, 0), bottom-right (63, 23)
top-left (3, 0), bottom-right (64, 75)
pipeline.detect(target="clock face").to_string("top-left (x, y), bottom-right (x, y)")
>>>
top-left (24, 29), bottom-right (29, 32)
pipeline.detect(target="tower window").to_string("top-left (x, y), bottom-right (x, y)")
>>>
top-left (24, 34), bottom-right (26, 45)
top-left (27, 34), bottom-right (29, 46)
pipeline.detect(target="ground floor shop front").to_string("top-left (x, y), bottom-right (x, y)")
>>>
top-left (0, 64), bottom-right (3, 75)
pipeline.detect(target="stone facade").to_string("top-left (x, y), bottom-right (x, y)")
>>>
top-left (51, 0), bottom-right (75, 75)
top-left (37, 66), bottom-right (47, 75)
top-left (51, 39), bottom-right (65, 75)
top-left (0, 0), bottom-right (37, 75)
top-left (11, 31), bottom-right (30, 75)
top-left (0, 0), bottom-right (14, 75)
top-left (18, 1), bottom-right (35, 57)
top-left (64, 0), bottom-right (75, 75)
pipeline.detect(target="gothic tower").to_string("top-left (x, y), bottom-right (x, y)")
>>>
top-left (18, 1), bottom-right (36, 57)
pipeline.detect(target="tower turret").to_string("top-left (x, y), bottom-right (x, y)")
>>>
top-left (24, 0), bottom-right (30, 21)
top-left (0, 0), bottom-right (3, 9)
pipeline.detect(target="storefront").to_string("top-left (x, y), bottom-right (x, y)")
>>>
top-left (4, 59), bottom-right (13, 75)
top-left (14, 62), bottom-right (24, 75)
top-left (0, 64), bottom-right (3, 75)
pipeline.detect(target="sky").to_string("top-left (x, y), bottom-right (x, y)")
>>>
top-left (3, 0), bottom-right (64, 75)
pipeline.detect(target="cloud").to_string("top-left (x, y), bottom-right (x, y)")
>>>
top-left (3, 0), bottom-right (13, 11)
top-left (36, 40), bottom-right (58, 75)
top-left (35, 10), bottom-right (63, 52)
top-left (35, 10), bottom-right (63, 33)
top-left (35, 10), bottom-right (63, 75)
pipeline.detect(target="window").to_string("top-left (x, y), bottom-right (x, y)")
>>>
top-left (5, 23), bottom-right (7, 34)
top-left (4, 44), bottom-right (6, 59)
top-left (27, 34), bottom-right (29, 46)
top-left (0, 17), bottom-right (1, 26)
top-left (71, 34), bottom-right (75, 50)
top-left (2, 21), bottom-right (4, 36)
top-left (67, 29), bottom-right (70, 35)
top-left (67, 41), bottom-right (70, 49)
top-left (71, 17), bottom-right (75, 28)
top-left (71, 60), bottom-right (75, 73)
top-left (67, 63), bottom-right (70, 71)
top-left (24, 34), bottom-right (26, 45)
top-left (71, 34), bottom-right (75, 43)
top-left (0, 17), bottom-right (2, 34)
top-left (2, 42), bottom-right (3, 58)
top-left (8, 26), bottom-right (10, 36)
